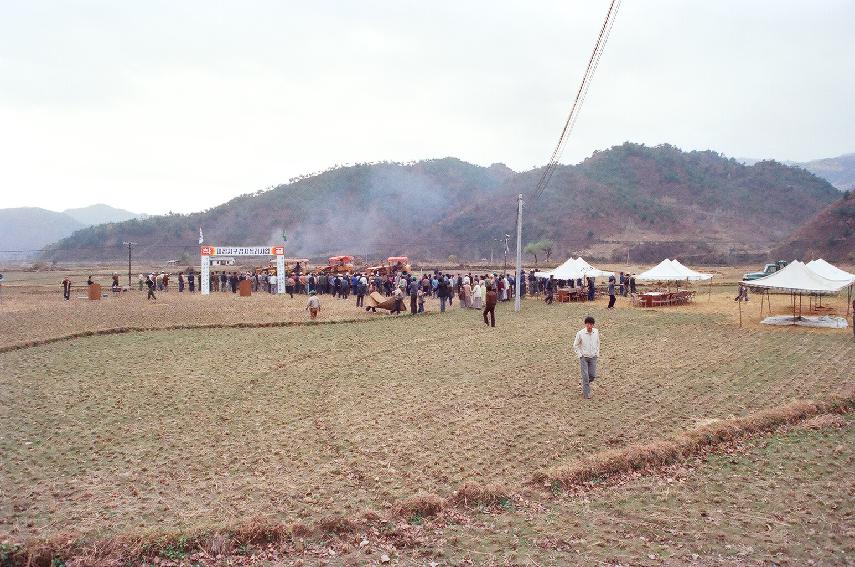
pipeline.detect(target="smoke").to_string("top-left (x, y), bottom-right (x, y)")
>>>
top-left (280, 163), bottom-right (458, 261)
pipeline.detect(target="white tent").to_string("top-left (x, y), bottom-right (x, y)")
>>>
top-left (576, 257), bottom-right (614, 278)
top-left (743, 260), bottom-right (848, 294)
top-left (805, 259), bottom-right (855, 285)
top-left (670, 259), bottom-right (714, 281)
top-left (636, 259), bottom-right (712, 282)
top-left (805, 258), bottom-right (854, 316)
top-left (535, 257), bottom-right (613, 280)
top-left (534, 257), bottom-right (579, 280)
top-left (742, 260), bottom-right (850, 323)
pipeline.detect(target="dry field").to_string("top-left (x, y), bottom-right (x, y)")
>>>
top-left (1, 267), bottom-right (853, 558)
top-left (1, 263), bottom-right (852, 352)
top-left (392, 414), bottom-right (855, 566)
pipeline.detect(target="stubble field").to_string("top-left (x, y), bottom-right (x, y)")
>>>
top-left (1, 274), bottom-right (853, 554)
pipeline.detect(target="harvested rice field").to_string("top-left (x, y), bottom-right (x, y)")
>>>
top-left (1, 280), bottom-right (853, 562)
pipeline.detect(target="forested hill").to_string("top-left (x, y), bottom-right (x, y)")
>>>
top-left (773, 190), bottom-right (855, 264)
top-left (43, 144), bottom-right (841, 264)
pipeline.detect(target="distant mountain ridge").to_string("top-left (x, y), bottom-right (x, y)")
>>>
top-left (0, 204), bottom-right (145, 261)
top-left (41, 144), bottom-right (843, 264)
top-left (62, 204), bottom-right (143, 226)
top-left (0, 208), bottom-right (85, 258)
top-left (739, 153), bottom-right (855, 191)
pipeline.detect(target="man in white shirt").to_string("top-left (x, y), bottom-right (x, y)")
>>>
top-left (572, 315), bottom-right (600, 399)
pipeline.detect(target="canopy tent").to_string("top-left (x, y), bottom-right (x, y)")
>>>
top-left (636, 259), bottom-right (712, 282)
top-left (805, 258), bottom-right (855, 315)
top-left (742, 260), bottom-right (850, 324)
top-left (670, 259), bottom-right (714, 281)
top-left (576, 257), bottom-right (614, 278)
top-left (805, 259), bottom-right (855, 285)
top-left (534, 257), bottom-right (614, 280)
top-left (743, 260), bottom-right (848, 294)
top-left (534, 257), bottom-right (580, 280)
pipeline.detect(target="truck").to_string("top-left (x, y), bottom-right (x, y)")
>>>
top-left (743, 260), bottom-right (788, 281)
top-left (364, 256), bottom-right (412, 276)
top-left (323, 256), bottom-right (354, 274)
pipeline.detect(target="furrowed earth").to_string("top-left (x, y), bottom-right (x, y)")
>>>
top-left (0, 266), bottom-right (853, 565)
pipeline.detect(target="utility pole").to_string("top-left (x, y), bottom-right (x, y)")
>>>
top-left (514, 194), bottom-right (523, 312)
top-left (123, 242), bottom-right (137, 287)
top-left (503, 234), bottom-right (511, 272)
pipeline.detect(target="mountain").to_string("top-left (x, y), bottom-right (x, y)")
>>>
top-left (795, 154), bottom-right (855, 191)
top-left (772, 190), bottom-right (855, 264)
top-left (0, 204), bottom-right (146, 262)
top-left (740, 153), bottom-right (855, 191)
top-left (448, 144), bottom-right (841, 263)
top-left (43, 158), bottom-right (515, 262)
top-left (43, 144), bottom-right (842, 264)
top-left (62, 204), bottom-right (143, 226)
top-left (0, 208), bottom-right (85, 259)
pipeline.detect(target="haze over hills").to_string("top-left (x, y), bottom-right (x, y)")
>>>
top-left (62, 204), bottom-right (144, 226)
top-left (0, 204), bottom-right (145, 260)
top-left (0, 208), bottom-right (86, 257)
top-left (740, 153), bottom-right (855, 191)
top-left (40, 143), bottom-right (843, 265)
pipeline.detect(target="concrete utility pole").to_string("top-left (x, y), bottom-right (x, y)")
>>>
top-left (514, 194), bottom-right (523, 312)
top-left (122, 242), bottom-right (137, 287)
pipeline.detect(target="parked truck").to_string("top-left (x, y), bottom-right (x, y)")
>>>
top-left (743, 260), bottom-right (788, 281)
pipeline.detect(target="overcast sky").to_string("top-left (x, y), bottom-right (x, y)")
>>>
top-left (1, 1), bottom-right (853, 215)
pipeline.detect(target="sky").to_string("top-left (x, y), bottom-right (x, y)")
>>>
top-left (1, 1), bottom-right (853, 215)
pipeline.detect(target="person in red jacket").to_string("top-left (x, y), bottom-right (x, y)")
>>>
top-left (483, 283), bottom-right (498, 327)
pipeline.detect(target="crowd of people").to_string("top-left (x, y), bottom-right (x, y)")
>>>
top-left (63, 267), bottom-right (645, 315)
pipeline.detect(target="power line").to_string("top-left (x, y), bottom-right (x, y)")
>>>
top-left (531, 0), bottom-right (622, 202)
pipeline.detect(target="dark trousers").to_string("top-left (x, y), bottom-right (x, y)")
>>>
top-left (483, 305), bottom-right (495, 327)
top-left (545, 292), bottom-right (553, 304)
top-left (410, 296), bottom-right (417, 314)
top-left (147, 288), bottom-right (156, 300)
top-left (608, 294), bottom-right (616, 308)
top-left (357, 294), bottom-right (364, 307)
top-left (63, 288), bottom-right (70, 300)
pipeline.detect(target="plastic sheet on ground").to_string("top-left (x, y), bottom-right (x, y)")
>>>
top-left (761, 315), bottom-right (849, 328)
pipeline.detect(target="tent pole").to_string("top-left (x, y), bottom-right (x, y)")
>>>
top-left (847, 285), bottom-right (851, 317)
top-left (738, 295), bottom-right (742, 328)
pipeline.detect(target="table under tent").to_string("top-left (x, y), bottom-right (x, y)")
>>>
top-left (742, 260), bottom-right (850, 328)
top-left (534, 257), bottom-right (614, 302)
top-left (632, 259), bottom-right (713, 307)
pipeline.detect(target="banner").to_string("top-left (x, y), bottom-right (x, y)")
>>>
top-left (201, 246), bottom-right (284, 256)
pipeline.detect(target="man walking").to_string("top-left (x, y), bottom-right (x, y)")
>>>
top-left (438, 276), bottom-right (448, 312)
top-left (62, 277), bottom-right (72, 300)
top-left (573, 316), bottom-right (600, 399)
top-left (483, 283), bottom-right (497, 327)
top-left (409, 276), bottom-right (418, 315)
top-left (607, 275), bottom-right (616, 309)
top-left (545, 275), bottom-right (555, 304)
top-left (146, 274), bottom-right (157, 300)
